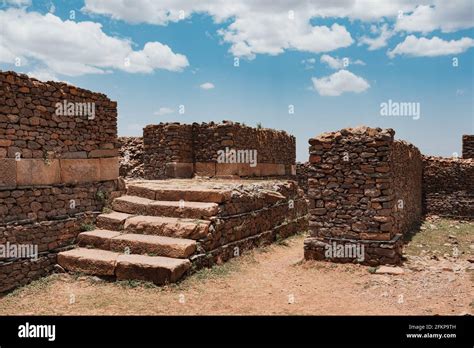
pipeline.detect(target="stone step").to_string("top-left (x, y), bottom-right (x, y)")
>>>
top-left (57, 248), bottom-right (119, 276)
top-left (77, 229), bottom-right (197, 258)
top-left (57, 248), bottom-right (191, 285)
top-left (116, 254), bottom-right (191, 285)
top-left (123, 215), bottom-right (210, 240)
top-left (96, 211), bottom-right (133, 230)
top-left (112, 195), bottom-right (218, 219)
top-left (127, 183), bottom-right (231, 203)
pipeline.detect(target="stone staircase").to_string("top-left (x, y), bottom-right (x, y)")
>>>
top-left (57, 182), bottom-right (228, 285)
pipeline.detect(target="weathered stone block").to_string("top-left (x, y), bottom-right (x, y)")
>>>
top-left (0, 139), bottom-right (12, 147)
top-left (61, 151), bottom-right (88, 159)
top-left (16, 159), bottom-right (61, 186)
top-left (89, 149), bottom-right (118, 158)
top-left (195, 162), bottom-right (216, 177)
top-left (216, 163), bottom-right (240, 176)
top-left (165, 162), bottom-right (193, 178)
top-left (116, 254), bottom-right (190, 285)
top-left (99, 157), bottom-right (119, 181)
top-left (0, 159), bottom-right (17, 186)
top-left (60, 159), bottom-right (101, 183)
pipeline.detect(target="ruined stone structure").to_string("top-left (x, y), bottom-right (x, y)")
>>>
top-left (0, 71), bottom-right (121, 292)
top-left (58, 179), bottom-right (308, 284)
top-left (118, 136), bottom-right (144, 179)
top-left (462, 135), bottom-right (474, 159)
top-left (143, 121), bottom-right (296, 179)
top-left (1, 69), bottom-right (470, 290)
top-left (422, 156), bottom-right (474, 219)
top-left (296, 162), bottom-right (310, 194)
top-left (0, 72), bottom-right (307, 291)
top-left (143, 123), bottom-right (193, 179)
top-left (304, 127), bottom-right (423, 265)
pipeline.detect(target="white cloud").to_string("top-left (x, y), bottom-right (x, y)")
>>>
top-left (320, 54), bottom-right (345, 69)
top-left (4, 0), bottom-right (31, 6)
top-left (26, 69), bottom-right (60, 82)
top-left (311, 70), bottom-right (370, 96)
top-left (218, 19), bottom-right (353, 59)
top-left (83, 0), bottom-right (380, 58)
top-left (82, 0), bottom-right (192, 25)
top-left (320, 54), bottom-right (365, 70)
top-left (359, 23), bottom-right (394, 50)
top-left (395, 1), bottom-right (474, 33)
top-left (353, 59), bottom-right (366, 66)
top-left (86, 0), bottom-right (474, 59)
top-left (82, 0), bottom-right (419, 24)
top-left (154, 107), bottom-right (174, 116)
top-left (301, 58), bottom-right (316, 69)
top-left (4, 0), bottom-right (470, 75)
top-left (78, 0), bottom-right (471, 59)
top-left (125, 42), bottom-right (189, 73)
top-left (0, 8), bottom-right (189, 76)
top-left (200, 82), bottom-right (215, 90)
top-left (388, 35), bottom-right (474, 58)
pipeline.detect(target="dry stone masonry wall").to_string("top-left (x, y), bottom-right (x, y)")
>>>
top-left (0, 71), bottom-right (119, 187)
top-left (143, 123), bottom-right (193, 179)
top-left (0, 71), bottom-right (118, 162)
top-left (0, 70), bottom-right (122, 292)
top-left (143, 121), bottom-right (296, 179)
top-left (391, 141), bottom-right (423, 237)
top-left (296, 162), bottom-right (310, 194)
top-left (304, 126), bottom-right (422, 266)
top-left (422, 156), bottom-right (474, 219)
top-left (462, 135), bottom-right (474, 159)
top-left (118, 136), bottom-right (144, 179)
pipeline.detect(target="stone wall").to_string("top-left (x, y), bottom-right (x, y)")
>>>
top-left (422, 156), bottom-right (474, 219)
top-left (0, 181), bottom-right (118, 224)
top-left (200, 181), bottom-right (307, 250)
top-left (190, 120), bottom-right (295, 164)
top-left (187, 180), bottom-right (308, 268)
top-left (143, 123), bottom-right (193, 179)
top-left (0, 254), bottom-right (57, 293)
top-left (462, 135), bottom-right (474, 159)
top-left (304, 126), bottom-right (422, 266)
top-left (0, 71), bottom-right (119, 187)
top-left (118, 136), bottom-right (144, 179)
top-left (391, 141), bottom-right (423, 237)
top-left (296, 162), bottom-right (310, 194)
top-left (0, 70), bottom-right (122, 292)
top-left (143, 121), bottom-right (296, 179)
top-left (0, 71), bottom-right (117, 161)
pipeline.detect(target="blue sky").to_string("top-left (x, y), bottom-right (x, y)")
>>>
top-left (1, 0), bottom-right (473, 161)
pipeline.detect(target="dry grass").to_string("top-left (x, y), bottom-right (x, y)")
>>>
top-left (404, 217), bottom-right (473, 259)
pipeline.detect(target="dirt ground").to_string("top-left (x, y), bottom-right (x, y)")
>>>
top-left (0, 217), bottom-right (472, 315)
